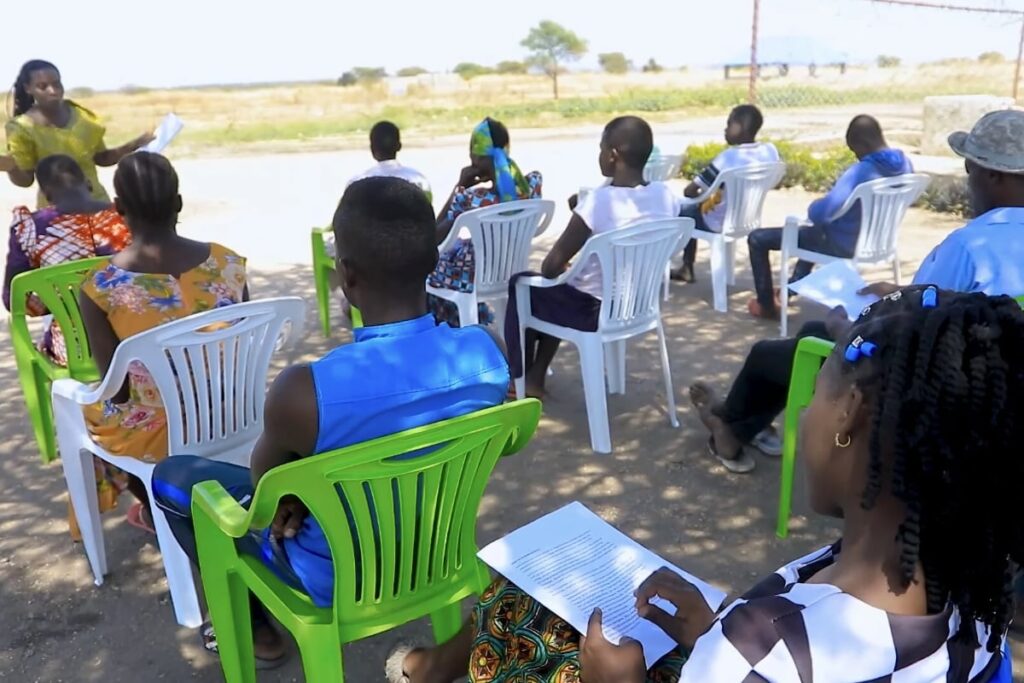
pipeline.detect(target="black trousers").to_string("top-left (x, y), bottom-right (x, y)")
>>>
top-left (713, 321), bottom-right (831, 443)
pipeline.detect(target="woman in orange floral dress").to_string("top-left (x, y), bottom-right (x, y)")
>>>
top-left (79, 152), bottom-right (248, 530)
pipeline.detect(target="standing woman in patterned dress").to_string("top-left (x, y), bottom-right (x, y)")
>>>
top-left (0, 59), bottom-right (154, 207)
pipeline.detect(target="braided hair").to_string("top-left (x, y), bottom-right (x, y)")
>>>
top-left (837, 287), bottom-right (1024, 650)
top-left (113, 152), bottom-right (180, 226)
top-left (9, 60), bottom-right (59, 118)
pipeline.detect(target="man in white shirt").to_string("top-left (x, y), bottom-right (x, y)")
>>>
top-left (503, 115), bottom-right (681, 397)
top-left (670, 105), bottom-right (779, 283)
top-left (347, 121), bottom-right (432, 201)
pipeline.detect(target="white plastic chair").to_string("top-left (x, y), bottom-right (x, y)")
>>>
top-left (778, 173), bottom-right (931, 335)
top-left (643, 154), bottom-right (683, 183)
top-left (52, 297), bottom-right (306, 627)
top-left (513, 218), bottom-right (694, 453)
top-left (677, 162), bottom-right (787, 312)
top-left (428, 199), bottom-right (555, 327)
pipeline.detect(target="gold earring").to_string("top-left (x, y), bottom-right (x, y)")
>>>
top-left (835, 433), bottom-right (852, 448)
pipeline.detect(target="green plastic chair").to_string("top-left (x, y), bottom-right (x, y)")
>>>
top-left (193, 399), bottom-right (542, 683)
top-left (311, 226), bottom-right (362, 334)
top-left (10, 257), bottom-right (105, 463)
top-left (776, 336), bottom-right (835, 539)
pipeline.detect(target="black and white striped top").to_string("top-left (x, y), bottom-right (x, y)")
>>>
top-left (680, 543), bottom-right (1009, 682)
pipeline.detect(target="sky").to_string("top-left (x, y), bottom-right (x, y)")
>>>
top-left (3, 0), bottom-right (1023, 91)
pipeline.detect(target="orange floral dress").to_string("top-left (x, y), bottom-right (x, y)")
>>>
top-left (80, 243), bottom-right (247, 463)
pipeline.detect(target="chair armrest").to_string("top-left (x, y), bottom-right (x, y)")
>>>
top-left (782, 215), bottom-right (809, 252)
top-left (192, 480), bottom-right (256, 539)
top-left (51, 377), bottom-right (108, 405)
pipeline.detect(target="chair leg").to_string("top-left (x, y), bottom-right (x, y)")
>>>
top-left (60, 446), bottom-right (107, 583)
top-left (147, 479), bottom-right (203, 627)
top-left (656, 323), bottom-right (680, 428)
top-left (203, 568), bottom-right (257, 683)
top-left (579, 337), bottom-right (612, 453)
top-left (430, 601), bottom-right (465, 643)
top-left (893, 256), bottom-right (902, 285)
top-left (603, 343), bottom-right (625, 396)
top-left (709, 238), bottom-right (728, 313)
top-left (725, 239), bottom-right (737, 287)
top-left (776, 407), bottom-right (800, 539)
top-left (662, 263), bottom-right (671, 302)
top-left (616, 340), bottom-right (627, 396)
top-left (779, 255), bottom-right (790, 337)
top-left (296, 626), bottom-right (345, 683)
top-left (488, 297), bottom-right (508, 332)
top-left (314, 266), bottom-right (331, 337)
top-left (514, 289), bottom-right (530, 400)
top-left (456, 295), bottom-right (479, 327)
top-left (26, 363), bottom-right (58, 463)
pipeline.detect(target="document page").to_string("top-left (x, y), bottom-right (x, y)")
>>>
top-left (478, 502), bottom-right (726, 669)
top-left (787, 260), bottom-right (880, 320)
top-left (143, 113), bottom-right (184, 154)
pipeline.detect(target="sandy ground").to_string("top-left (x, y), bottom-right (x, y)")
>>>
top-left (0, 130), bottom-right (1019, 682)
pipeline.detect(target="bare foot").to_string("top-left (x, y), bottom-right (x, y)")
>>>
top-left (689, 382), bottom-right (743, 459)
top-left (393, 646), bottom-right (453, 683)
top-left (253, 622), bottom-right (285, 662)
top-left (523, 368), bottom-right (547, 400)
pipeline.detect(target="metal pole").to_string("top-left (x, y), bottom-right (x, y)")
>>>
top-left (1015, 15), bottom-right (1024, 101)
top-left (749, 0), bottom-right (760, 103)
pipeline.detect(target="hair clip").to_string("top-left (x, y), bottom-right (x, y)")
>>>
top-left (921, 286), bottom-right (938, 309)
top-left (844, 335), bottom-right (877, 363)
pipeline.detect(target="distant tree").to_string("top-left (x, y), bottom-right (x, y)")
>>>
top-left (120, 84), bottom-right (151, 95)
top-left (352, 66), bottom-right (387, 83)
top-left (337, 71), bottom-right (358, 87)
top-left (641, 58), bottom-right (663, 73)
top-left (67, 86), bottom-right (95, 98)
top-left (453, 62), bottom-right (493, 80)
top-left (598, 52), bottom-right (630, 74)
top-left (397, 66), bottom-right (429, 77)
top-left (877, 55), bottom-right (901, 68)
top-left (978, 51), bottom-right (1006, 64)
top-left (521, 20), bottom-right (588, 99)
top-left (496, 60), bottom-right (528, 75)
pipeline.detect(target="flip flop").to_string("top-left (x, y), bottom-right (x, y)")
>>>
top-left (126, 502), bottom-right (156, 535)
top-left (199, 620), bottom-right (289, 670)
top-left (708, 437), bottom-right (756, 474)
top-left (385, 641), bottom-right (426, 683)
top-left (752, 427), bottom-right (783, 457)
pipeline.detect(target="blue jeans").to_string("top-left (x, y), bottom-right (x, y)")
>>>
top-left (679, 203), bottom-right (710, 267)
top-left (747, 225), bottom-right (853, 312)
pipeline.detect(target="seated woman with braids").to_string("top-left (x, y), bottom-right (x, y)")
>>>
top-left (386, 286), bottom-right (1019, 682)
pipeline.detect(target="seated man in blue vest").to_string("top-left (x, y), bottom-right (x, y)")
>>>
top-left (152, 176), bottom-right (510, 666)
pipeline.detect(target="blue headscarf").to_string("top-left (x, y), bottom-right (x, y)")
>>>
top-left (470, 119), bottom-right (529, 202)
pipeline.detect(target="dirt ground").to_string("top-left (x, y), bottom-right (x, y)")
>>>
top-left (0, 140), bottom-right (1020, 681)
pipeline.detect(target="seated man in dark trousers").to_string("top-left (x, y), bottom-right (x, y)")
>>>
top-left (504, 115), bottom-right (681, 398)
top-left (151, 177), bottom-right (510, 666)
top-left (690, 109), bottom-right (1024, 473)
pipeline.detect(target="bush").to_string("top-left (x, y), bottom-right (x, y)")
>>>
top-left (917, 175), bottom-right (970, 216)
top-left (877, 55), bottom-right (901, 68)
top-left (454, 62), bottom-right (493, 80)
top-left (642, 58), bottom-right (664, 73)
top-left (496, 60), bottom-right (528, 75)
top-left (67, 86), bottom-right (95, 98)
top-left (598, 52), bottom-right (630, 74)
top-left (681, 140), bottom-right (854, 193)
top-left (352, 67), bottom-right (387, 83)
top-left (397, 66), bottom-right (428, 77)
top-left (978, 51), bottom-right (1005, 64)
top-left (337, 72), bottom-right (358, 87)
top-left (120, 84), bottom-right (150, 95)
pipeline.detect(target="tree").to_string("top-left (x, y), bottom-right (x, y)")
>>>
top-left (598, 52), bottom-right (630, 75)
top-left (337, 72), bottom-right (358, 87)
top-left (397, 66), bottom-right (428, 77)
top-left (978, 51), bottom-right (1005, 64)
top-left (521, 20), bottom-right (588, 99)
top-left (641, 58), bottom-right (663, 73)
top-left (453, 62), bottom-right (493, 80)
top-left (876, 55), bottom-right (901, 69)
top-left (496, 60), bottom-right (528, 75)
top-left (352, 66), bottom-right (387, 83)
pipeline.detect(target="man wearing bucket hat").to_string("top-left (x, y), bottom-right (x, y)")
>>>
top-left (688, 109), bottom-right (1024, 474)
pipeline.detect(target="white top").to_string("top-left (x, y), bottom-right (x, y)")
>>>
top-left (347, 160), bottom-right (432, 199)
top-left (571, 182), bottom-right (682, 298)
top-left (695, 142), bottom-right (780, 231)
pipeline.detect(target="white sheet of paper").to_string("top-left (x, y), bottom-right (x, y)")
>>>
top-left (478, 502), bottom-right (727, 669)
top-left (787, 260), bottom-right (880, 320)
top-left (142, 113), bottom-right (184, 154)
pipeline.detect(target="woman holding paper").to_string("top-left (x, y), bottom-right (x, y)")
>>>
top-left (1, 59), bottom-right (154, 207)
top-left (387, 288), bottom-right (1019, 682)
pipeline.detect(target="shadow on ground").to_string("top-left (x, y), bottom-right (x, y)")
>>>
top-left (2, 247), bottom-right (1021, 681)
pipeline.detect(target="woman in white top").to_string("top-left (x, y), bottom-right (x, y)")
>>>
top-left (502, 116), bottom-right (680, 398)
top-left (388, 287), bottom-right (1018, 683)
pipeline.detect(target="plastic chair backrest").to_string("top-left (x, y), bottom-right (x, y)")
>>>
top-left (10, 257), bottom-right (107, 380)
top-left (581, 218), bottom-right (692, 334)
top-left (833, 173), bottom-right (931, 263)
top-left (715, 162), bottom-right (787, 237)
top-left (238, 399), bottom-right (541, 639)
top-left (449, 199), bottom-right (556, 298)
top-left (643, 154), bottom-right (683, 183)
top-left (103, 297), bottom-right (305, 459)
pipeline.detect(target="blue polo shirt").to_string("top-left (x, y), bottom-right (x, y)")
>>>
top-left (912, 207), bottom-right (1024, 296)
top-left (269, 314), bottom-right (509, 606)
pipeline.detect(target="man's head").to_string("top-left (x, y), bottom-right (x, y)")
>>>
top-left (370, 121), bottom-right (401, 162)
top-left (725, 104), bottom-right (763, 145)
top-left (36, 154), bottom-right (90, 203)
top-left (598, 116), bottom-right (654, 178)
top-left (949, 109), bottom-right (1024, 216)
top-left (845, 115), bottom-right (887, 160)
top-left (332, 176), bottom-right (437, 314)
